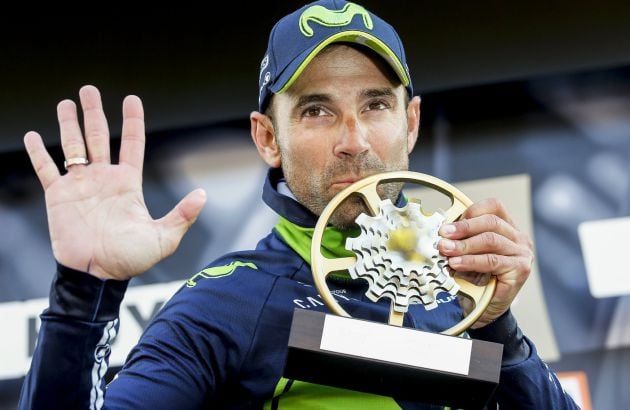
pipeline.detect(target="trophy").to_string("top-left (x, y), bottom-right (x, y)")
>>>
top-left (284, 171), bottom-right (503, 409)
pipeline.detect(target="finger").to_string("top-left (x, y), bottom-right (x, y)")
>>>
top-left (79, 85), bottom-right (110, 163)
top-left (119, 95), bottom-right (145, 172)
top-left (156, 189), bottom-right (207, 256)
top-left (24, 131), bottom-right (61, 189)
top-left (448, 253), bottom-right (531, 277)
top-left (439, 214), bottom-right (519, 242)
top-left (439, 231), bottom-right (522, 257)
top-left (460, 198), bottom-right (516, 227)
top-left (57, 99), bottom-right (87, 166)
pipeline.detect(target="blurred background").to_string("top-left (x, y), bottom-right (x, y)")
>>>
top-left (2, 2), bottom-right (630, 408)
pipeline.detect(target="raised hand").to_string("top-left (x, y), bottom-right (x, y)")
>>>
top-left (24, 85), bottom-right (206, 281)
top-left (438, 198), bottom-right (534, 328)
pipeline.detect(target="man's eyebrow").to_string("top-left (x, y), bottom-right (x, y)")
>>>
top-left (361, 88), bottom-right (396, 99)
top-left (294, 93), bottom-right (333, 109)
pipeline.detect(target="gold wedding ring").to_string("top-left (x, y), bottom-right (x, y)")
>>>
top-left (64, 157), bottom-right (89, 170)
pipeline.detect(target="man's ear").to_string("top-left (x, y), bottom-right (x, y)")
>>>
top-left (250, 111), bottom-right (281, 168)
top-left (406, 96), bottom-right (421, 154)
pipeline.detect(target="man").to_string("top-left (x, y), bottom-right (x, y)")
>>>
top-left (19, 0), bottom-right (578, 408)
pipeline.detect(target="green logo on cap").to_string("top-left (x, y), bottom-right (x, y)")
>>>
top-left (299, 2), bottom-right (373, 37)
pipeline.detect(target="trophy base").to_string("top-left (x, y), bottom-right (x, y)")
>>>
top-left (284, 309), bottom-right (503, 409)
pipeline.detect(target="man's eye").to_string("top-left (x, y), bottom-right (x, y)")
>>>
top-left (303, 106), bottom-right (326, 117)
top-left (367, 101), bottom-right (388, 111)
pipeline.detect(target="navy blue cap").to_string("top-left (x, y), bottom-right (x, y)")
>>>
top-left (258, 0), bottom-right (413, 112)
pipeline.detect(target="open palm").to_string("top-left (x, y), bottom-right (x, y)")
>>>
top-left (24, 85), bottom-right (206, 280)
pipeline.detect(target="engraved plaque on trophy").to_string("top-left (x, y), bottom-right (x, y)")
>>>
top-left (283, 171), bottom-right (503, 409)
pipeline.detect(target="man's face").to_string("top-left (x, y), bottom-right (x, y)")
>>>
top-left (271, 45), bottom-right (418, 228)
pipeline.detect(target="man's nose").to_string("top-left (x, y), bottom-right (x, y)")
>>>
top-left (333, 115), bottom-right (370, 157)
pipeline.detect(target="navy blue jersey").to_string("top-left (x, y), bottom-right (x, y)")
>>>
top-left (19, 168), bottom-right (578, 409)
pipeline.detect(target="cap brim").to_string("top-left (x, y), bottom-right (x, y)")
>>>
top-left (271, 30), bottom-right (410, 95)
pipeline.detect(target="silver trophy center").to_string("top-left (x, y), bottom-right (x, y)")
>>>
top-left (345, 199), bottom-right (459, 312)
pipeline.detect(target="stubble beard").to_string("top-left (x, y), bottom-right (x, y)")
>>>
top-left (281, 150), bottom-right (409, 230)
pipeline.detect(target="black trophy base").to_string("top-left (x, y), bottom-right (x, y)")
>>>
top-left (284, 308), bottom-right (503, 409)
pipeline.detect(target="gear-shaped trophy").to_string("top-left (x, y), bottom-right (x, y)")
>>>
top-left (286, 171), bottom-right (503, 408)
top-left (310, 170), bottom-right (496, 335)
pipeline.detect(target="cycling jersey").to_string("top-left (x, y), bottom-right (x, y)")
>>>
top-left (19, 168), bottom-right (578, 409)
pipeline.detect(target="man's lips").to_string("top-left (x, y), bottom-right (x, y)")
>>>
top-left (331, 172), bottom-right (381, 188)
top-left (331, 178), bottom-right (360, 187)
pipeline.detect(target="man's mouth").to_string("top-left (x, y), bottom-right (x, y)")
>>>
top-left (332, 179), bottom-right (357, 187)
top-left (331, 175), bottom-right (364, 189)
top-left (332, 170), bottom-right (381, 187)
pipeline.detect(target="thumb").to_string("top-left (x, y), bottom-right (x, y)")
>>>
top-left (157, 188), bottom-right (207, 256)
